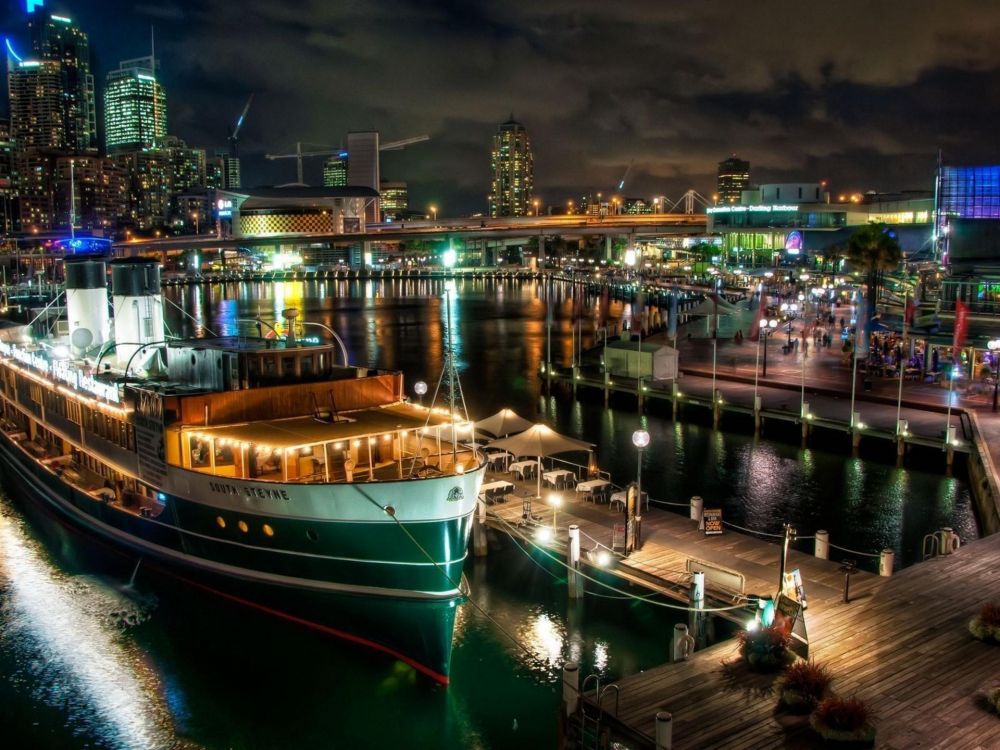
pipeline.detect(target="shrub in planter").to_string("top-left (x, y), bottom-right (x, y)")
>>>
top-left (989, 687), bottom-right (1000, 716)
top-left (968, 603), bottom-right (1000, 644)
top-left (810, 696), bottom-right (876, 744)
top-left (777, 660), bottom-right (832, 713)
top-left (737, 625), bottom-right (793, 672)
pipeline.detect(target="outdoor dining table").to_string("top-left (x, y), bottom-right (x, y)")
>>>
top-left (479, 480), bottom-right (515, 504)
top-left (576, 478), bottom-right (610, 502)
top-left (543, 468), bottom-right (574, 488)
top-left (609, 489), bottom-right (649, 511)
top-left (509, 460), bottom-right (536, 480)
top-left (483, 450), bottom-right (512, 470)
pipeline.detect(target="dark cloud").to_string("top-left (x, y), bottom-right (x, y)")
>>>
top-left (4, 0), bottom-right (1000, 212)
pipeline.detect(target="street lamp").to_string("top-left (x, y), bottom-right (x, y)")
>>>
top-left (989, 340), bottom-right (1000, 412)
top-left (532, 198), bottom-right (540, 217)
top-left (780, 302), bottom-right (798, 345)
top-left (762, 319), bottom-right (779, 377)
top-left (548, 492), bottom-right (562, 530)
top-left (190, 211), bottom-right (199, 235)
top-left (652, 197), bottom-right (661, 214)
top-left (632, 429), bottom-right (650, 511)
top-left (429, 205), bottom-right (438, 223)
top-left (414, 380), bottom-right (428, 406)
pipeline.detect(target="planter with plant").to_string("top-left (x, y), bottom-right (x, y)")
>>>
top-left (737, 625), bottom-right (793, 672)
top-left (969, 603), bottom-right (1000, 644)
top-left (810, 696), bottom-right (876, 745)
top-left (777, 660), bottom-right (832, 713)
top-left (987, 687), bottom-right (1000, 716)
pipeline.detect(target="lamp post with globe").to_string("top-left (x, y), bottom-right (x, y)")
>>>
top-left (761, 318), bottom-right (779, 377)
top-left (414, 380), bottom-right (428, 407)
top-left (632, 429), bottom-right (650, 509)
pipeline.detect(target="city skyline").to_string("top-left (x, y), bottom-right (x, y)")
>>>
top-left (3, 1), bottom-right (1000, 215)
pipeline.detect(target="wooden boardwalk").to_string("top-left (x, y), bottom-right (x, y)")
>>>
top-left (484, 474), bottom-right (874, 623)
top-left (482, 480), bottom-right (1000, 749)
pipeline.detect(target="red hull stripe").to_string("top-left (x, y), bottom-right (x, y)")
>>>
top-left (159, 568), bottom-right (451, 685)
top-left (18, 488), bottom-right (451, 685)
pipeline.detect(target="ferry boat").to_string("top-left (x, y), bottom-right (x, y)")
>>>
top-left (0, 256), bottom-right (486, 683)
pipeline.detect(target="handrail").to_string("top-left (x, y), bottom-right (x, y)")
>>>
top-left (598, 684), bottom-right (621, 718)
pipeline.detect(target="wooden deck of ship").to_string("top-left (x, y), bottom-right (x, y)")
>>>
top-left (481, 474), bottom-right (1000, 749)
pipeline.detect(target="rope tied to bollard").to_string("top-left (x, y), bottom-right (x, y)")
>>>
top-left (828, 542), bottom-right (882, 558)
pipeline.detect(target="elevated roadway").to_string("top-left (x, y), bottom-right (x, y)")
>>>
top-left (114, 213), bottom-right (708, 256)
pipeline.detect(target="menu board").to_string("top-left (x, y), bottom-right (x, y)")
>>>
top-left (703, 508), bottom-right (723, 535)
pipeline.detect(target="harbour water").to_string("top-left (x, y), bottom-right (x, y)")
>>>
top-left (0, 278), bottom-right (978, 749)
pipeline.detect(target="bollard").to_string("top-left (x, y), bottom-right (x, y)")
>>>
top-left (690, 495), bottom-right (704, 529)
top-left (691, 571), bottom-right (705, 609)
top-left (562, 662), bottom-right (580, 716)
top-left (879, 548), bottom-right (894, 576)
top-left (814, 529), bottom-right (829, 560)
top-left (671, 623), bottom-right (695, 662)
top-left (655, 711), bottom-right (673, 750)
top-left (568, 525), bottom-right (582, 599)
top-left (754, 395), bottom-right (762, 433)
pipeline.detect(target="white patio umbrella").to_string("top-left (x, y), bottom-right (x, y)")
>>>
top-left (474, 408), bottom-right (534, 439)
top-left (488, 423), bottom-right (594, 498)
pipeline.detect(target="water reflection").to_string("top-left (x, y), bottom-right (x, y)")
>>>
top-left (0, 510), bottom-right (175, 750)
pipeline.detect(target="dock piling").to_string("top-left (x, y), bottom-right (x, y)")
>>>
top-left (879, 548), bottom-right (894, 576)
top-left (655, 711), bottom-right (673, 750)
top-left (473, 500), bottom-right (488, 557)
top-left (568, 525), bottom-right (582, 599)
top-left (689, 495), bottom-right (704, 529)
top-left (814, 529), bottom-right (829, 560)
top-left (562, 661), bottom-right (580, 716)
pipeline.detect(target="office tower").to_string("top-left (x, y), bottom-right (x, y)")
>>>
top-left (379, 180), bottom-right (407, 219)
top-left (347, 131), bottom-right (380, 222)
top-left (161, 136), bottom-right (206, 191)
top-left (489, 116), bottom-right (533, 217)
top-left (7, 58), bottom-right (64, 149)
top-left (27, 10), bottom-right (96, 151)
top-left (323, 155), bottom-right (348, 187)
top-left (115, 150), bottom-right (171, 229)
top-left (717, 155), bottom-right (751, 203)
top-left (0, 119), bottom-right (14, 234)
top-left (104, 57), bottom-right (167, 153)
top-left (53, 155), bottom-right (127, 231)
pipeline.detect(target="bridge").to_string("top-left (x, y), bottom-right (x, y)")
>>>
top-left (113, 213), bottom-right (709, 260)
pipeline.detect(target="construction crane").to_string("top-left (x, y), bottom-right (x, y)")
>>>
top-left (265, 135), bottom-right (430, 185)
top-left (228, 94), bottom-right (255, 157)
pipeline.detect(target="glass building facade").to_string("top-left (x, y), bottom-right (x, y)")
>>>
top-left (104, 59), bottom-right (167, 153)
top-left (939, 166), bottom-right (1000, 219)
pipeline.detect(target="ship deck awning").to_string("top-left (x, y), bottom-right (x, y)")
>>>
top-left (183, 403), bottom-right (466, 450)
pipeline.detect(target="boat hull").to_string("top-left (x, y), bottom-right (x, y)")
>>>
top-left (0, 435), bottom-right (481, 683)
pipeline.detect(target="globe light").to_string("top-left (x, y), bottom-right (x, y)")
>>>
top-left (632, 429), bottom-right (651, 449)
top-left (548, 493), bottom-right (563, 508)
top-left (414, 381), bottom-right (428, 396)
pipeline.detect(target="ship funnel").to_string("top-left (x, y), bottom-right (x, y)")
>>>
top-left (282, 307), bottom-right (298, 345)
top-left (65, 259), bottom-right (110, 356)
top-left (110, 259), bottom-right (164, 371)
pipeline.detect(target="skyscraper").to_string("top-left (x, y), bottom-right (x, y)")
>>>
top-left (379, 180), bottom-right (407, 219)
top-left (7, 59), bottom-right (64, 149)
top-left (489, 117), bottom-right (533, 218)
top-left (104, 57), bottom-right (167, 153)
top-left (27, 10), bottom-right (96, 151)
top-left (323, 155), bottom-right (348, 187)
top-left (717, 156), bottom-right (750, 204)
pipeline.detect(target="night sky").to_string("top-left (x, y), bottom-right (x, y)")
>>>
top-left (4, 0), bottom-right (1000, 214)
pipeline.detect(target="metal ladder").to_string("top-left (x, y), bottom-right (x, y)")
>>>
top-left (576, 676), bottom-right (623, 750)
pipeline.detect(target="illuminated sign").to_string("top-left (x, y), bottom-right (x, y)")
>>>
top-left (0, 342), bottom-right (120, 403)
top-left (50, 14), bottom-right (71, 23)
top-left (216, 198), bottom-right (233, 218)
top-left (785, 231), bottom-right (803, 255)
top-left (25, 0), bottom-right (44, 13)
top-left (137, 73), bottom-right (155, 82)
top-left (18, 60), bottom-right (41, 68)
top-left (707, 204), bottom-right (799, 214)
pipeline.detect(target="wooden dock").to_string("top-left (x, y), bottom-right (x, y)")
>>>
top-left (576, 530), bottom-right (1000, 749)
top-left (481, 482), bottom-right (1000, 748)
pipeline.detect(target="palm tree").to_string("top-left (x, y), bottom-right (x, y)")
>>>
top-left (847, 223), bottom-right (903, 320)
top-left (822, 242), bottom-right (847, 274)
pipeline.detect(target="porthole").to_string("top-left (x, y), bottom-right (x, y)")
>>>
top-left (215, 516), bottom-right (226, 529)
top-left (306, 529), bottom-right (318, 542)
top-left (262, 523), bottom-right (274, 537)
top-left (238, 520), bottom-right (249, 533)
